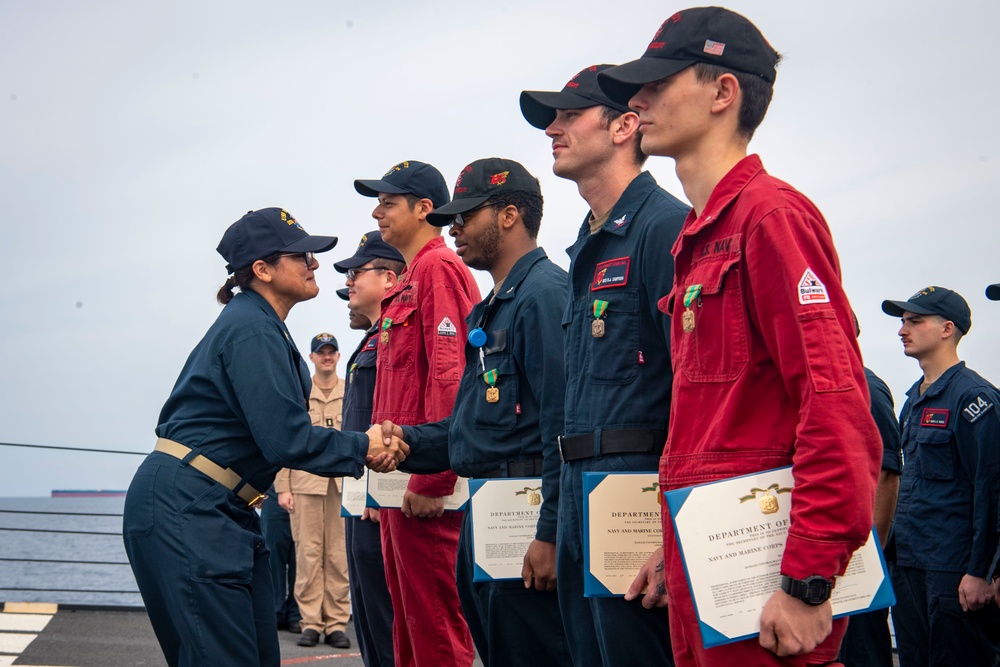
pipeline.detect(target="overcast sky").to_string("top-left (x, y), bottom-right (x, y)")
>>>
top-left (2, 0), bottom-right (998, 497)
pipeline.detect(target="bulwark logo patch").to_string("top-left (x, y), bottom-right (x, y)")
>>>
top-left (591, 257), bottom-right (630, 291)
top-left (962, 394), bottom-right (995, 423)
top-left (921, 408), bottom-right (949, 428)
top-left (798, 268), bottom-right (830, 305)
top-left (437, 317), bottom-right (457, 337)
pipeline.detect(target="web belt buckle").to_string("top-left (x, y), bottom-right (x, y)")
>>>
top-left (246, 492), bottom-right (268, 510)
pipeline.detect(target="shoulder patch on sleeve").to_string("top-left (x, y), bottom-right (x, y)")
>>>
top-left (962, 393), bottom-right (995, 423)
top-left (798, 268), bottom-right (830, 305)
top-left (437, 317), bottom-right (457, 337)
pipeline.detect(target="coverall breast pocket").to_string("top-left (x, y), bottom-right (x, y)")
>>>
top-left (381, 303), bottom-right (417, 372)
top-left (474, 347), bottom-right (518, 431)
top-left (679, 255), bottom-right (748, 383)
top-left (586, 288), bottom-right (640, 385)
top-left (915, 428), bottom-right (955, 480)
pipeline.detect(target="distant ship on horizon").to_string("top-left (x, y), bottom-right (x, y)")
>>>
top-left (51, 489), bottom-right (127, 498)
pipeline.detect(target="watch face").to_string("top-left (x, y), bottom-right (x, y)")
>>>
top-left (803, 576), bottom-right (833, 604)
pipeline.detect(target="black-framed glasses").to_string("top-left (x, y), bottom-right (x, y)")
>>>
top-left (278, 252), bottom-right (315, 267)
top-left (346, 267), bottom-right (387, 281)
top-left (451, 201), bottom-right (507, 228)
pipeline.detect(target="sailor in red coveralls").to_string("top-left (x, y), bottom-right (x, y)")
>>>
top-left (600, 8), bottom-right (881, 665)
top-left (354, 161), bottom-right (480, 667)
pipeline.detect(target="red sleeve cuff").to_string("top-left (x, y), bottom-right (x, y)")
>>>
top-left (407, 470), bottom-right (458, 497)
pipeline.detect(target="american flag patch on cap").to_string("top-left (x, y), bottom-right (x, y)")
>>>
top-left (704, 39), bottom-right (725, 56)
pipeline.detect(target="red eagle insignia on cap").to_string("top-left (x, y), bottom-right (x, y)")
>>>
top-left (490, 171), bottom-right (509, 186)
top-left (455, 165), bottom-right (473, 188)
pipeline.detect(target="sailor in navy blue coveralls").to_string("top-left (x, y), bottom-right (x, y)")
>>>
top-left (396, 158), bottom-right (572, 666)
top-left (401, 247), bottom-right (571, 666)
top-left (557, 171), bottom-right (687, 667)
top-left (891, 362), bottom-right (1000, 665)
top-left (342, 325), bottom-right (396, 667)
top-left (122, 208), bottom-right (394, 667)
top-left (882, 286), bottom-right (1000, 666)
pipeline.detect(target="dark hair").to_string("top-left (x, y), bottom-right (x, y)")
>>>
top-left (217, 253), bottom-right (282, 305)
top-left (403, 193), bottom-right (423, 210)
top-left (600, 106), bottom-right (648, 167)
top-left (370, 257), bottom-right (406, 276)
top-left (692, 58), bottom-right (781, 141)
top-left (495, 188), bottom-right (544, 239)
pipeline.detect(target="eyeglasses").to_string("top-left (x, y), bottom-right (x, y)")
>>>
top-left (451, 201), bottom-right (507, 228)
top-left (346, 267), bottom-right (387, 281)
top-left (278, 252), bottom-right (315, 267)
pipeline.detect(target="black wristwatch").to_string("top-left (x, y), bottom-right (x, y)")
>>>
top-left (780, 575), bottom-right (834, 606)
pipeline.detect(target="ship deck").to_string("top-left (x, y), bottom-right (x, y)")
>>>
top-left (0, 603), bottom-right (371, 666)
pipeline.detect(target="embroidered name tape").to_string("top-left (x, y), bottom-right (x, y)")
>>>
top-left (921, 408), bottom-right (949, 428)
top-left (591, 257), bottom-right (630, 291)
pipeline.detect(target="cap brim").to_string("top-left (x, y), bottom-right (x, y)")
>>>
top-left (336, 288), bottom-right (349, 301)
top-left (519, 90), bottom-right (602, 129)
top-left (598, 58), bottom-right (695, 105)
top-left (426, 195), bottom-right (491, 227)
top-left (282, 235), bottom-right (338, 254)
top-left (333, 254), bottom-right (370, 272)
top-left (986, 284), bottom-right (1000, 301)
top-left (354, 179), bottom-right (411, 198)
top-left (881, 299), bottom-right (939, 318)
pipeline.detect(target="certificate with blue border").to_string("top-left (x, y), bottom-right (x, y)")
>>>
top-left (468, 477), bottom-right (543, 582)
top-left (582, 471), bottom-right (662, 596)
top-left (365, 470), bottom-right (469, 511)
top-left (341, 471), bottom-right (368, 518)
top-left (665, 466), bottom-right (895, 648)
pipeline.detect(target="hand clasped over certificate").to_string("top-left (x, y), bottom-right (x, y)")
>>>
top-left (365, 469), bottom-right (469, 511)
top-left (665, 466), bottom-right (894, 648)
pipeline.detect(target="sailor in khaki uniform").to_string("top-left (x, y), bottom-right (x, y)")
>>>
top-left (276, 333), bottom-right (352, 649)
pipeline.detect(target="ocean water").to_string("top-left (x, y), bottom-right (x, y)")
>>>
top-left (0, 496), bottom-right (143, 607)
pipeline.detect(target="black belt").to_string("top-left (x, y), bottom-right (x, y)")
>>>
top-left (558, 429), bottom-right (667, 463)
top-left (474, 456), bottom-right (546, 479)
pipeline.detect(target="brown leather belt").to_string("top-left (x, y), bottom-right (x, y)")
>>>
top-left (154, 438), bottom-right (267, 509)
top-left (557, 429), bottom-right (668, 463)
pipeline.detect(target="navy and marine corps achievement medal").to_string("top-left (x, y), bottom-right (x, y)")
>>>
top-left (682, 284), bottom-right (702, 333)
top-left (483, 369), bottom-right (499, 403)
top-left (380, 317), bottom-right (392, 345)
top-left (592, 299), bottom-right (608, 338)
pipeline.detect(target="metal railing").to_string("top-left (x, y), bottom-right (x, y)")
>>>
top-left (0, 441), bottom-right (145, 608)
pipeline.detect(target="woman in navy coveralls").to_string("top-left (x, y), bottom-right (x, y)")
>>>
top-left (123, 208), bottom-right (404, 667)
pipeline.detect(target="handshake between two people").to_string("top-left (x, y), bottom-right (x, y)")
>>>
top-left (363, 420), bottom-right (408, 473)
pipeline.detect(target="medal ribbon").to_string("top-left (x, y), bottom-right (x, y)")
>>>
top-left (592, 299), bottom-right (608, 319)
top-left (683, 284), bottom-right (702, 308)
top-left (482, 369), bottom-right (498, 386)
top-left (381, 317), bottom-right (392, 331)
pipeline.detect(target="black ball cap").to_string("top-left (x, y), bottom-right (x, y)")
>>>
top-left (519, 64), bottom-right (631, 130)
top-left (333, 230), bottom-right (404, 273)
top-left (216, 207), bottom-right (337, 274)
top-left (427, 158), bottom-right (540, 227)
top-left (598, 7), bottom-right (779, 105)
top-left (310, 332), bottom-right (338, 353)
top-left (354, 161), bottom-right (450, 210)
top-left (881, 286), bottom-right (972, 334)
